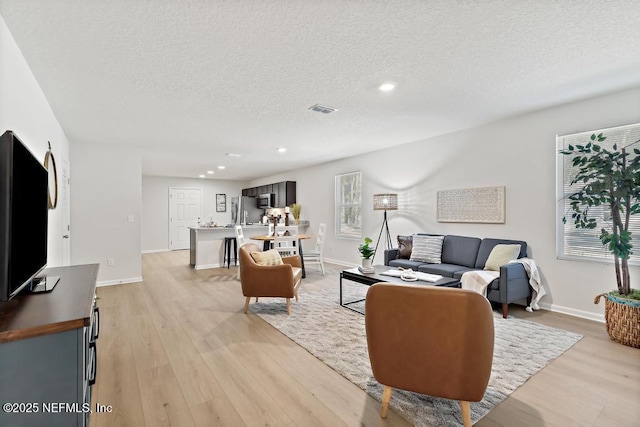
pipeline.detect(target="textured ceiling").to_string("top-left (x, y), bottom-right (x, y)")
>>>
top-left (1, 0), bottom-right (639, 180)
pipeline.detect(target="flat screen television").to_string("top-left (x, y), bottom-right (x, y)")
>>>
top-left (0, 130), bottom-right (50, 301)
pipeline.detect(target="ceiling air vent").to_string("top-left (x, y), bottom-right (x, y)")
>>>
top-left (309, 104), bottom-right (338, 114)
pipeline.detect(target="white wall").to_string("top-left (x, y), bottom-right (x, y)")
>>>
top-left (141, 175), bottom-right (247, 252)
top-left (5, 6), bottom-right (637, 318)
top-left (254, 87), bottom-right (640, 321)
top-left (0, 14), bottom-right (70, 267)
top-left (70, 143), bottom-right (142, 285)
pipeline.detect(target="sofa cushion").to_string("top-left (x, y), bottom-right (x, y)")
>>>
top-left (418, 263), bottom-right (475, 278)
top-left (396, 235), bottom-right (413, 259)
top-left (250, 249), bottom-right (283, 266)
top-left (475, 238), bottom-right (527, 269)
top-left (440, 235), bottom-right (482, 268)
top-left (388, 258), bottom-right (424, 270)
top-left (484, 244), bottom-right (521, 271)
top-left (410, 234), bottom-right (444, 263)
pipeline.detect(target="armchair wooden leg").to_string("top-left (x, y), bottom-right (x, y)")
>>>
top-left (501, 303), bottom-right (509, 318)
top-left (255, 297), bottom-right (259, 302)
top-left (459, 401), bottom-right (472, 427)
top-left (381, 385), bottom-right (393, 418)
top-left (286, 298), bottom-right (291, 315)
top-left (243, 297), bottom-right (250, 314)
top-left (294, 280), bottom-right (301, 301)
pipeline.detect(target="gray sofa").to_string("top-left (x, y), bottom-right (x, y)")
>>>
top-left (384, 234), bottom-right (531, 318)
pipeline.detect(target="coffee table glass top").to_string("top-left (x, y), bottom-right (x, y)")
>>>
top-left (341, 265), bottom-right (459, 287)
top-left (339, 265), bottom-right (460, 314)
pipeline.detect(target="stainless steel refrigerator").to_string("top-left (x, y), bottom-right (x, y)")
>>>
top-left (231, 196), bottom-right (263, 225)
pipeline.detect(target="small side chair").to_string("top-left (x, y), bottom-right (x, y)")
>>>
top-left (365, 283), bottom-right (494, 427)
top-left (239, 243), bottom-right (302, 315)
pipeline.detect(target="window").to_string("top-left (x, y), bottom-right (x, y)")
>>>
top-left (335, 171), bottom-right (362, 239)
top-left (556, 122), bottom-right (640, 265)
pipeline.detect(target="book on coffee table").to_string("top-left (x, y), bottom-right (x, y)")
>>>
top-left (380, 269), bottom-right (443, 282)
top-left (358, 266), bottom-right (375, 274)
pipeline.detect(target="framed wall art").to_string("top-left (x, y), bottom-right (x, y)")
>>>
top-left (437, 186), bottom-right (505, 223)
top-left (216, 193), bottom-right (226, 212)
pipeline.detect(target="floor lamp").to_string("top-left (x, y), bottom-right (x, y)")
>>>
top-left (372, 193), bottom-right (398, 263)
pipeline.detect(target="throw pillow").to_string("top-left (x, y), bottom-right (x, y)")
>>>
top-left (410, 235), bottom-right (444, 264)
top-left (396, 235), bottom-right (413, 259)
top-left (484, 244), bottom-right (521, 271)
top-left (251, 249), bottom-right (284, 266)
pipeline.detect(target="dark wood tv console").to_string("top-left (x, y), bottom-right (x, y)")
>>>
top-left (0, 264), bottom-right (99, 427)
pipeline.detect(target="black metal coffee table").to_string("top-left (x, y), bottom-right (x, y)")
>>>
top-left (339, 265), bottom-right (460, 314)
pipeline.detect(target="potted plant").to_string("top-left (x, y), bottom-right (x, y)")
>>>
top-left (291, 203), bottom-right (301, 225)
top-left (358, 237), bottom-right (375, 271)
top-left (560, 132), bottom-right (640, 348)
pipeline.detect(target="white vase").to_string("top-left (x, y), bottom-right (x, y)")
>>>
top-left (362, 258), bottom-right (372, 269)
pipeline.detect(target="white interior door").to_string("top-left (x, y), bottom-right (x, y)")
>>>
top-left (169, 188), bottom-right (202, 250)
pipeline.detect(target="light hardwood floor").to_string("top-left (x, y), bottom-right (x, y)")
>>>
top-left (92, 251), bottom-right (640, 426)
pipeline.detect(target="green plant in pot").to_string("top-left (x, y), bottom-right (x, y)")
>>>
top-left (560, 132), bottom-right (640, 348)
top-left (290, 203), bottom-right (301, 225)
top-left (358, 237), bottom-right (375, 271)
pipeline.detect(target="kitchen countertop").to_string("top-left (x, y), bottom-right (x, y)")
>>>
top-left (189, 224), bottom-right (269, 231)
top-left (190, 220), bottom-right (309, 231)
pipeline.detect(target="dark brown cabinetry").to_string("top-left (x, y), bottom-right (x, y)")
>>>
top-left (241, 181), bottom-right (296, 208)
top-left (276, 181), bottom-right (296, 207)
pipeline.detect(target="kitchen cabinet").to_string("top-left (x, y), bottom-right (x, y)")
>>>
top-left (276, 181), bottom-right (296, 207)
top-left (241, 181), bottom-right (296, 208)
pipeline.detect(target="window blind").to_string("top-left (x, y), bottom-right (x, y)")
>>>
top-left (556, 123), bottom-right (640, 265)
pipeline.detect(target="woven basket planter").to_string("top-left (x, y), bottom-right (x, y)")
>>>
top-left (594, 292), bottom-right (640, 348)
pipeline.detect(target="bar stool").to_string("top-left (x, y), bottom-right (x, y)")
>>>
top-left (223, 236), bottom-right (237, 268)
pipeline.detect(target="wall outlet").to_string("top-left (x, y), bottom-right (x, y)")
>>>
top-left (127, 215), bottom-right (134, 223)
top-left (107, 258), bottom-right (115, 266)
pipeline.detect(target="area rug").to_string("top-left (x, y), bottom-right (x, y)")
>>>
top-left (250, 286), bottom-right (583, 427)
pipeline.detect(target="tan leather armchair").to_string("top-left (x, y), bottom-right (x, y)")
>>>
top-left (365, 283), bottom-right (494, 427)
top-left (239, 243), bottom-right (302, 315)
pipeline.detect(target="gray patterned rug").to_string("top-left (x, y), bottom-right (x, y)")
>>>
top-left (250, 286), bottom-right (583, 427)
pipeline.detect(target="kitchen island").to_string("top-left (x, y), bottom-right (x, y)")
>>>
top-left (189, 222), bottom-right (309, 270)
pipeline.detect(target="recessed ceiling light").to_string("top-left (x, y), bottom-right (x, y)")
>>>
top-left (277, 147), bottom-right (287, 153)
top-left (379, 82), bottom-right (396, 92)
top-left (206, 170), bottom-right (214, 174)
top-left (199, 174), bottom-right (205, 178)
top-left (217, 165), bottom-right (226, 170)
top-left (226, 153), bottom-right (241, 157)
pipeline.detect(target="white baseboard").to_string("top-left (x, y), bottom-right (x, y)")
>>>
top-left (538, 302), bottom-right (605, 323)
top-left (323, 257), bottom-right (357, 268)
top-left (97, 276), bottom-right (143, 287)
top-left (142, 249), bottom-right (169, 254)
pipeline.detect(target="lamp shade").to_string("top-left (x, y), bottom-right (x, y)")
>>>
top-left (373, 193), bottom-right (398, 210)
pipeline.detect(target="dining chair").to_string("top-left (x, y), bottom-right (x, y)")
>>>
top-left (273, 225), bottom-right (299, 258)
top-left (302, 222), bottom-right (326, 275)
top-left (266, 222), bottom-right (275, 249)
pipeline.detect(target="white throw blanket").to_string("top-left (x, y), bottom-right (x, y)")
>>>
top-left (461, 258), bottom-right (546, 312)
top-left (460, 270), bottom-right (500, 297)
top-left (509, 258), bottom-right (546, 312)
